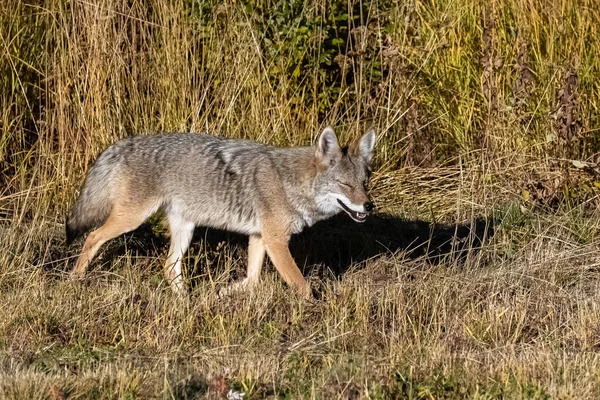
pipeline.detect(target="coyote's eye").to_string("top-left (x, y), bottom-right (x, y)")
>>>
top-left (337, 180), bottom-right (352, 188)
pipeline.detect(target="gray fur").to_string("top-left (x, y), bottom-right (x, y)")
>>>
top-left (67, 130), bottom-right (375, 240)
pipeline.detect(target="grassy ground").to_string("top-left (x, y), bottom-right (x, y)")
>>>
top-left (2, 0), bottom-right (600, 398)
top-left (3, 166), bottom-right (600, 399)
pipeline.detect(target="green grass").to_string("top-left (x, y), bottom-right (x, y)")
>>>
top-left (2, 0), bottom-right (600, 398)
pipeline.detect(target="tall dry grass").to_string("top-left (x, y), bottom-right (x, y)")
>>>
top-left (2, 0), bottom-right (600, 398)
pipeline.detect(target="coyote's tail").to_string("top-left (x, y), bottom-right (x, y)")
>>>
top-left (66, 155), bottom-right (118, 245)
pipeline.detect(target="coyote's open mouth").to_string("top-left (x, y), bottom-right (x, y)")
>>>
top-left (337, 199), bottom-right (370, 223)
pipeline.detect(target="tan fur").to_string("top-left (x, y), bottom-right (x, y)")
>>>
top-left (255, 164), bottom-right (313, 298)
top-left (71, 203), bottom-right (149, 279)
top-left (261, 214), bottom-right (311, 299)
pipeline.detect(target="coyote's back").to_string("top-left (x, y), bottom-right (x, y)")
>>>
top-left (67, 134), bottom-right (280, 242)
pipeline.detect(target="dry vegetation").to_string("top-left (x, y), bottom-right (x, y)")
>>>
top-left (2, 0), bottom-right (600, 398)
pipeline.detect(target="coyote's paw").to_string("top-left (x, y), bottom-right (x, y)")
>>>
top-left (68, 270), bottom-right (86, 281)
top-left (299, 284), bottom-right (314, 301)
top-left (219, 278), bottom-right (256, 298)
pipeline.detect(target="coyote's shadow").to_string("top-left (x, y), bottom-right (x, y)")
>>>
top-left (81, 212), bottom-right (493, 282)
top-left (291, 213), bottom-right (492, 274)
top-left (183, 213), bottom-right (494, 278)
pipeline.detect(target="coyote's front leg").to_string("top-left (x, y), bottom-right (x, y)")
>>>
top-left (242, 234), bottom-right (266, 286)
top-left (262, 224), bottom-right (311, 299)
top-left (220, 234), bottom-right (266, 296)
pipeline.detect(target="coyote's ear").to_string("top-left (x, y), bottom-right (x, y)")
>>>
top-left (316, 127), bottom-right (341, 166)
top-left (358, 129), bottom-right (376, 165)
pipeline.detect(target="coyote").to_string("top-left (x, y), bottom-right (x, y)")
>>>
top-left (66, 127), bottom-right (376, 298)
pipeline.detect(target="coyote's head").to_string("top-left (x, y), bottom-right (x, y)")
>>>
top-left (314, 127), bottom-right (376, 222)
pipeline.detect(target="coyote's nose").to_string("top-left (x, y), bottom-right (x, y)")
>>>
top-left (364, 202), bottom-right (374, 213)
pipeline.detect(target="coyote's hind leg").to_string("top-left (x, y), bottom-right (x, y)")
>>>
top-left (71, 205), bottom-right (150, 279)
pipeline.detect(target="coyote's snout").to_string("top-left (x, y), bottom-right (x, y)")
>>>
top-left (66, 127), bottom-right (376, 298)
